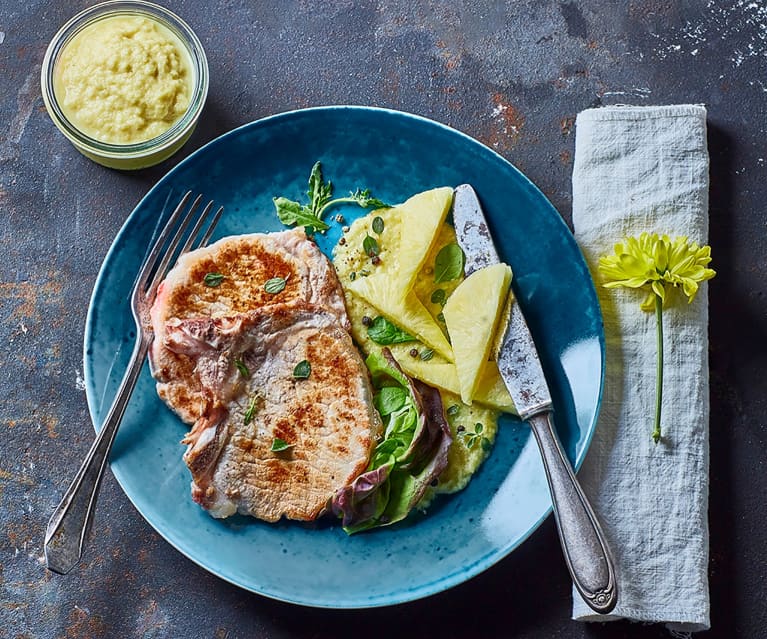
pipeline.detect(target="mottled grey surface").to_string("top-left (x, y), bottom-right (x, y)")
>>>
top-left (1, 1), bottom-right (765, 637)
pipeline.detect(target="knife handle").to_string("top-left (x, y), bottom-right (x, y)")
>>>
top-left (528, 411), bottom-right (618, 614)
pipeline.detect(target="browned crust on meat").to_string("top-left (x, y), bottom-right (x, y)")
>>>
top-left (165, 302), bottom-right (381, 522)
top-left (149, 230), bottom-right (350, 425)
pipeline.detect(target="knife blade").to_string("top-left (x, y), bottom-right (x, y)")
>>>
top-left (453, 184), bottom-right (551, 420)
top-left (451, 184), bottom-right (618, 614)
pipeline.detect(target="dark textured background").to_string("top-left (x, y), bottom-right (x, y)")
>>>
top-left (2, 1), bottom-right (765, 637)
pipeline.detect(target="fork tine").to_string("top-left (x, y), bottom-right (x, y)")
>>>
top-left (178, 200), bottom-right (214, 256)
top-left (142, 194), bottom-right (203, 299)
top-left (197, 205), bottom-right (224, 249)
top-left (134, 191), bottom-right (194, 295)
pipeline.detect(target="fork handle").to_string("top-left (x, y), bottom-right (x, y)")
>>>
top-left (44, 336), bottom-right (151, 574)
top-left (528, 411), bottom-right (618, 614)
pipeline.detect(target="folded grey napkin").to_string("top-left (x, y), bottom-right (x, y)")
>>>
top-left (570, 105), bottom-right (711, 633)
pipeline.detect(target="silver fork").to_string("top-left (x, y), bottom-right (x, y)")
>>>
top-left (44, 191), bottom-right (224, 575)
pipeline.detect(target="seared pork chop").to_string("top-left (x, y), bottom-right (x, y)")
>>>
top-left (149, 229), bottom-right (348, 424)
top-left (164, 301), bottom-right (381, 521)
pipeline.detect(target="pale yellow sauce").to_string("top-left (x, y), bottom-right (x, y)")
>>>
top-left (54, 15), bottom-right (192, 144)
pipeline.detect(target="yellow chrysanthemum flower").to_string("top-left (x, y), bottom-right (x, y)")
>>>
top-left (599, 232), bottom-right (716, 311)
top-left (598, 232), bottom-right (716, 444)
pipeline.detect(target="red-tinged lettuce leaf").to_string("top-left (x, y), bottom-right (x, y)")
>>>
top-left (331, 463), bottom-right (393, 533)
top-left (330, 348), bottom-right (452, 534)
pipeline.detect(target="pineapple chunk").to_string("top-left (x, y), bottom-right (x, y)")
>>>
top-left (399, 357), bottom-right (516, 414)
top-left (336, 188), bottom-right (453, 299)
top-left (395, 187), bottom-right (454, 290)
top-left (443, 263), bottom-right (513, 404)
top-left (348, 276), bottom-right (453, 361)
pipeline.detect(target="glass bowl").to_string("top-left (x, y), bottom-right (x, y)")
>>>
top-left (41, 0), bottom-right (209, 170)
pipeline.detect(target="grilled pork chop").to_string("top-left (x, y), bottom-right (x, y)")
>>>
top-left (149, 229), bottom-right (348, 424)
top-left (164, 301), bottom-right (381, 521)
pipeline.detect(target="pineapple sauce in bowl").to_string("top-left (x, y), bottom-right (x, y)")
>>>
top-left (41, 1), bottom-right (208, 169)
top-left (53, 14), bottom-right (193, 145)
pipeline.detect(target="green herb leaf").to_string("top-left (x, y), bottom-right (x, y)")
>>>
top-left (419, 348), bottom-right (434, 361)
top-left (363, 234), bottom-right (380, 257)
top-left (474, 422), bottom-right (484, 434)
top-left (436, 311), bottom-right (445, 323)
top-left (446, 404), bottom-right (460, 416)
top-left (372, 215), bottom-right (385, 235)
top-left (235, 359), bottom-right (250, 378)
top-left (434, 243), bottom-right (465, 283)
top-left (275, 162), bottom-right (389, 232)
top-left (367, 316), bottom-right (415, 345)
top-left (273, 196), bottom-right (330, 231)
top-left (481, 437), bottom-right (493, 452)
top-left (307, 161), bottom-right (333, 216)
top-left (203, 272), bottom-right (225, 287)
top-left (244, 396), bottom-right (258, 425)
top-left (349, 189), bottom-right (390, 210)
top-left (271, 437), bottom-right (293, 452)
top-left (264, 276), bottom-right (287, 294)
top-left (375, 386), bottom-right (409, 416)
top-left (293, 359), bottom-right (311, 379)
top-left (430, 289), bottom-right (446, 306)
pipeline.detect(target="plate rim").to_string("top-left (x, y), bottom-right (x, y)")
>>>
top-left (82, 104), bottom-right (605, 608)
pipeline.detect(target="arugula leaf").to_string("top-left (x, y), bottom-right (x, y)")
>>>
top-left (367, 316), bottom-right (416, 345)
top-left (307, 161), bottom-right (333, 216)
top-left (274, 162), bottom-right (390, 231)
top-left (330, 349), bottom-right (452, 534)
top-left (349, 189), bottom-right (390, 210)
top-left (272, 196), bottom-right (329, 231)
top-left (434, 243), bottom-right (465, 284)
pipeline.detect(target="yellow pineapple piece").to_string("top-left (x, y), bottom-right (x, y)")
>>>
top-left (348, 276), bottom-right (453, 361)
top-left (412, 222), bottom-right (464, 324)
top-left (399, 357), bottom-right (515, 414)
top-left (395, 187), bottom-right (454, 290)
top-left (443, 263), bottom-right (512, 404)
top-left (336, 188), bottom-right (453, 297)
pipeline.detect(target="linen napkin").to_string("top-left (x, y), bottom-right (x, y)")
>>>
top-left (570, 105), bottom-right (711, 633)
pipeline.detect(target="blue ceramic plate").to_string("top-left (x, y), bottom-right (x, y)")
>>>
top-left (84, 106), bottom-right (604, 608)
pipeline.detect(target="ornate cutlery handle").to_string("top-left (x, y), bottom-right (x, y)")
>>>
top-left (528, 411), bottom-right (618, 614)
top-left (44, 337), bottom-right (150, 574)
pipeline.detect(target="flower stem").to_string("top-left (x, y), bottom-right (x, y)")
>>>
top-left (653, 293), bottom-right (664, 443)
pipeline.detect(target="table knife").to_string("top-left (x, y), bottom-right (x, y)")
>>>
top-left (452, 184), bottom-right (618, 614)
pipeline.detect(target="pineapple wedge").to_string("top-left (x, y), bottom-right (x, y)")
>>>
top-left (337, 187), bottom-right (453, 296)
top-left (443, 263), bottom-right (513, 404)
top-left (399, 357), bottom-right (516, 413)
top-left (395, 187), bottom-right (454, 290)
top-left (348, 277), bottom-right (453, 361)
